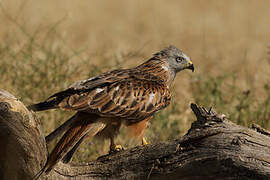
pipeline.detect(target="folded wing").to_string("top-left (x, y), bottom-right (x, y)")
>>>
top-left (59, 79), bottom-right (171, 124)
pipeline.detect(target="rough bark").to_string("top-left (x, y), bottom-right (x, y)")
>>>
top-left (0, 89), bottom-right (270, 180)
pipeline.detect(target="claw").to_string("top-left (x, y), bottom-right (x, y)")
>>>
top-left (114, 144), bottom-right (124, 151)
top-left (142, 137), bottom-right (148, 145)
top-left (109, 144), bottom-right (124, 154)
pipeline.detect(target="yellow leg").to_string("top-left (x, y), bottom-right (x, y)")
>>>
top-left (142, 137), bottom-right (148, 145)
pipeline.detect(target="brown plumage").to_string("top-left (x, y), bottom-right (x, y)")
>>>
top-left (29, 45), bottom-right (194, 178)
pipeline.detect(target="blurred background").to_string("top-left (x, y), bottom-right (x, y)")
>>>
top-left (0, 0), bottom-right (269, 162)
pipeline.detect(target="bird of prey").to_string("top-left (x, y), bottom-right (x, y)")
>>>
top-left (29, 45), bottom-right (194, 176)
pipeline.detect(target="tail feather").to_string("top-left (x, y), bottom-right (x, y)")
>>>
top-left (62, 133), bottom-right (87, 163)
top-left (44, 116), bottom-right (106, 174)
top-left (31, 165), bottom-right (46, 180)
top-left (45, 113), bottom-right (78, 143)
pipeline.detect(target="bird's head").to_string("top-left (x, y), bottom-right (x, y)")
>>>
top-left (154, 45), bottom-right (194, 73)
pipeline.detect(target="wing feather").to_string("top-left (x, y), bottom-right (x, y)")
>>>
top-left (49, 68), bottom-right (171, 124)
top-left (58, 79), bottom-right (171, 124)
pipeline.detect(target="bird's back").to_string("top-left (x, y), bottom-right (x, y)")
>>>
top-left (28, 60), bottom-right (173, 124)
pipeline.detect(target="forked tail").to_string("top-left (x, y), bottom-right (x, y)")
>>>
top-left (32, 115), bottom-right (106, 179)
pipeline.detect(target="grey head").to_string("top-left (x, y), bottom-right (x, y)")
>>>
top-left (154, 45), bottom-right (194, 73)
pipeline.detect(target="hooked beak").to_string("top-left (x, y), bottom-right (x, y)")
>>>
top-left (187, 63), bottom-right (194, 72)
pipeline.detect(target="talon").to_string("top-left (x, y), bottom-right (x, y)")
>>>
top-left (142, 137), bottom-right (148, 145)
top-left (114, 144), bottom-right (124, 151)
top-left (109, 144), bottom-right (124, 154)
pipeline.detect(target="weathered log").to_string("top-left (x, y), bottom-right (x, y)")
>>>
top-left (0, 89), bottom-right (270, 180)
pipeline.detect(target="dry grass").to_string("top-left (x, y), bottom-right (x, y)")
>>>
top-left (0, 0), bottom-right (269, 162)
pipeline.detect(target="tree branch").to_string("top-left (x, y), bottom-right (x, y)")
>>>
top-left (0, 89), bottom-right (270, 180)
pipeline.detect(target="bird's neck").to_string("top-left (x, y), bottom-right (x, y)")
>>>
top-left (135, 59), bottom-right (176, 87)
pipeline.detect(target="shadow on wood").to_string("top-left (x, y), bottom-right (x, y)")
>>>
top-left (0, 89), bottom-right (270, 180)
